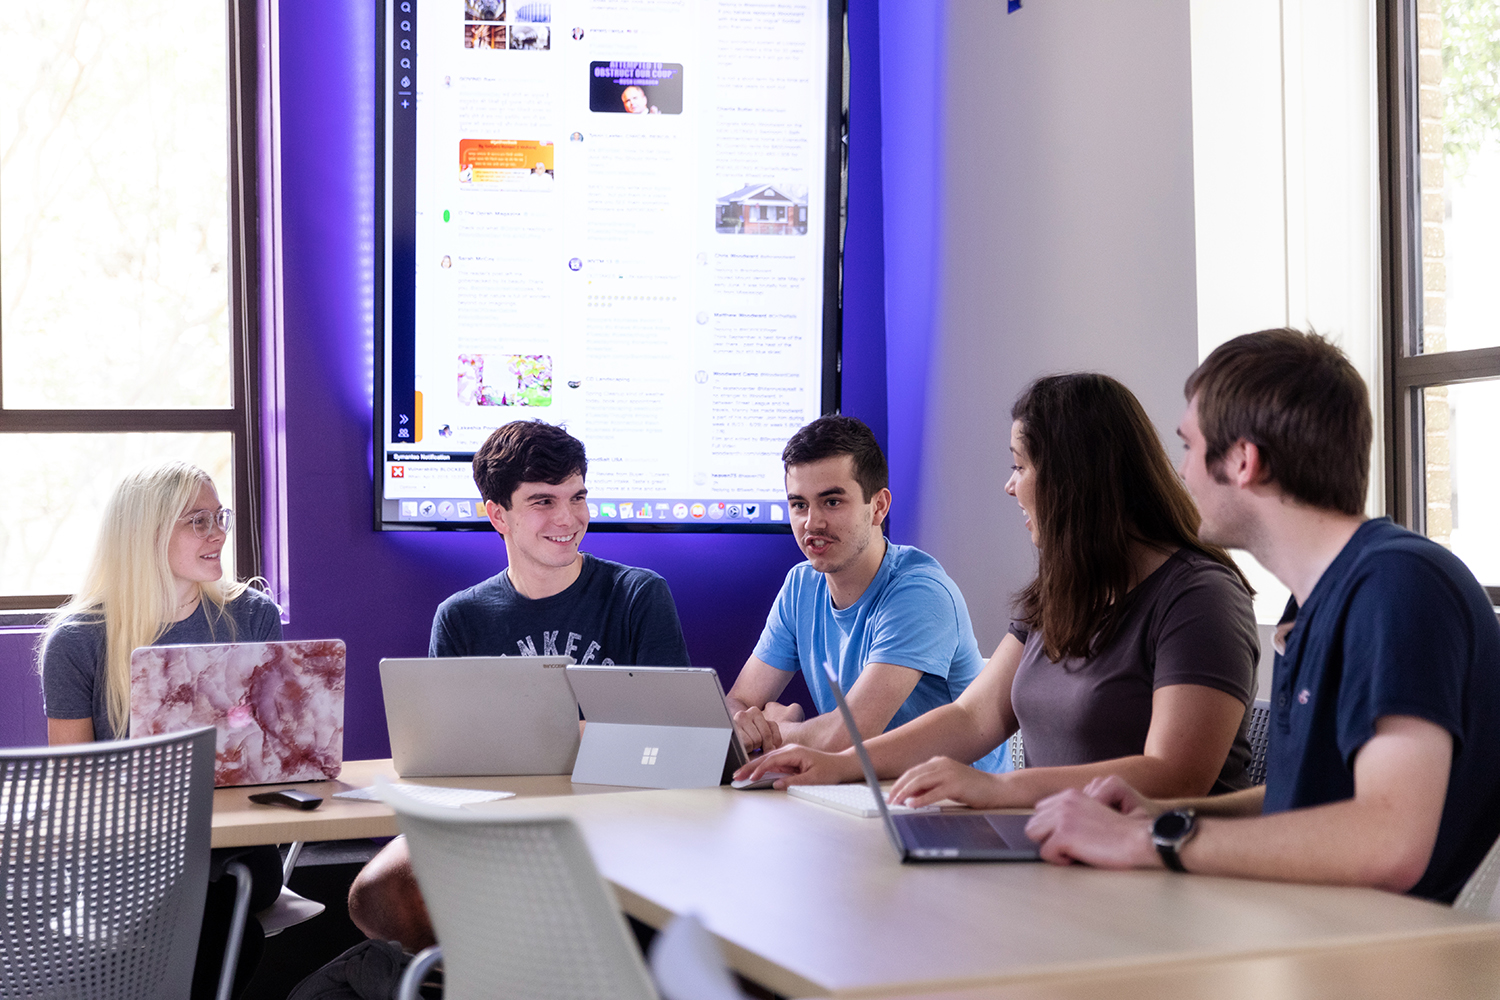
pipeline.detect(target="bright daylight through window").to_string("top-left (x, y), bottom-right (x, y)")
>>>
top-left (1, 2), bottom-right (254, 609)
top-left (1407, 0), bottom-right (1500, 593)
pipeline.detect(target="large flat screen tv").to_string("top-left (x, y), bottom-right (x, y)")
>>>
top-left (375, 0), bottom-right (845, 532)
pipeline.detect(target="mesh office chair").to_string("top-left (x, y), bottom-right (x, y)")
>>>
top-left (0, 726), bottom-right (249, 1000)
top-left (1453, 832), bottom-right (1500, 918)
top-left (381, 783), bottom-right (744, 1000)
top-left (1246, 698), bottom-right (1272, 786)
top-left (1009, 732), bottom-right (1026, 771)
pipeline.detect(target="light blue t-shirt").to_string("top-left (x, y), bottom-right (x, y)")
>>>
top-left (752, 541), bottom-right (1008, 772)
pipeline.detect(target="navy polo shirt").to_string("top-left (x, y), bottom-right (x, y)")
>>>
top-left (1265, 518), bottom-right (1500, 902)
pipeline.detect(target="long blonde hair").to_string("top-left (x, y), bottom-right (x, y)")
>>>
top-left (44, 462), bottom-right (250, 738)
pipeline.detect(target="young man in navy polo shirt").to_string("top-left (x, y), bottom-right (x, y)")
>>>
top-left (1026, 329), bottom-right (1500, 902)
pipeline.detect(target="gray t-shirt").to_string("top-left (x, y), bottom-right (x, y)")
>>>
top-left (42, 589), bottom-right (284, 741)
top-left (1008, 548), bottom-right (1258, 793)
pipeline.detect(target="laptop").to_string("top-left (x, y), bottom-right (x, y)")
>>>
top-left (566, 665), bottom-right (748, 788)
top-left (822, 662), bottom-right (1041, 862)
top-left (130, 639), bottom-right (346, 788)
top-left (379, 655), bottom-right (580, 777)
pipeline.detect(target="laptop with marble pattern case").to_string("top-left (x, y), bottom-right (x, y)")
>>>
top-left (130, 639), bottom-right (345, 787)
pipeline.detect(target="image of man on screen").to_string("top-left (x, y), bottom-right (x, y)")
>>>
top-left (588, 62), bottom-right (685, 114)
top-left (621, 85), bottom-right (658, 114)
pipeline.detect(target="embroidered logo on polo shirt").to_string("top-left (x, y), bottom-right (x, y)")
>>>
top-left (1298, 689), bottom-right (1310, 705)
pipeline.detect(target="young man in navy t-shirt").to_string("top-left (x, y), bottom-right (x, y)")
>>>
top-left (349, 420), bottom-right (689, 949)
top-left (428, 421), bottom-right (688, 667)
top-left (1025, 329), bottom-right (1500, 902)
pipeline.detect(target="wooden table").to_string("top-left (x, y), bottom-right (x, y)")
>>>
top-left (214, 764), bottom-right (1494, 998)
top-left (863, 925), bottom-right (1500, 1000)
top-left (210, 759), bottom-right (624, 847)
top-left (473, 787), bottom-right (1489, 999)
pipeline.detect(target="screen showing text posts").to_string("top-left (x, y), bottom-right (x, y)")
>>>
top-left (378, 0), bottom-right (839, 531)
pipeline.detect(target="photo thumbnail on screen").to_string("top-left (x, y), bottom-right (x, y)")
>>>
top-left (715, 181), bottom-right (809, 235)
top-left (589, 61), bottom-right (684, 115)
top-left (510, 24), bottom-right (550, 49)
top-left (464, 0), bottom-right (504, 20)
top-left (464, 23), bottom-right (506, 48)
top-left (458, 139), bottom-right (554, 184)
top-left (458, 354), bottom-right (553, 407)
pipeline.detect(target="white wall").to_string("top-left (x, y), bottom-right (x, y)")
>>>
top-left (1190, 0), bottom-right (1379, 624)
top-left (924, 1), bottom-right (1201, 652)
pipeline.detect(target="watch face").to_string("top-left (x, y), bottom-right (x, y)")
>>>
top-left (1154, 812), bottom-right (1191, 839)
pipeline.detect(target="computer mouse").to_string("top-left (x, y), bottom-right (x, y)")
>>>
top-left (730, 772), bottom-right (793, 790)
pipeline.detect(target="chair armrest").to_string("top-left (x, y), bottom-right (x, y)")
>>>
top-left (397, 944), bottom-right (443, 1000)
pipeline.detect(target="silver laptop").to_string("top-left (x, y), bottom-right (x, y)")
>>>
top-left (823, 662), bottom-right (1041, 862)
top-left (379, 655), bottom-right (579, 777)
top-left (566, 666), bottom-right (748, 788)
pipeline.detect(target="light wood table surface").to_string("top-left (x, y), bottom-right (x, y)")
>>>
top-left (472, 787), bottom-right (1489, 999)
top-left (214, 767), bottom-right (1493, 998)
top-left (863, 924), bottom-right (1500, 1000)
top-left (210, 758), bottom-right (625, 848)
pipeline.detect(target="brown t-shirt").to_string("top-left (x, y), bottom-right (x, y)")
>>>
top-left (1008, 548), bottom-right (1259, 793)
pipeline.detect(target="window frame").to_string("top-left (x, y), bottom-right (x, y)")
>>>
top-left (1378, 0), bottom-right (1500, 605)
top-left (0, 0), bottom-right (264, 615)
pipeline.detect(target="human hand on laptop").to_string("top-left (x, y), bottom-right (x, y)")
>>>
top-left (732, 743), bottom-right (862, 788)
top-left (1024, 779), bottom-right (1161, 869)
top-left (887, 756), bottom-right (1010, 809)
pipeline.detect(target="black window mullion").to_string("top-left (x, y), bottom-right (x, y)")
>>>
top-left (1377, 0), bottom-right (1424, 529)
top-left (226, 0), bottom-right (262, 585)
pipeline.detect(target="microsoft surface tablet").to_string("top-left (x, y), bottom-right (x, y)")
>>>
top-left (566, 665), bottom-right (747, 788)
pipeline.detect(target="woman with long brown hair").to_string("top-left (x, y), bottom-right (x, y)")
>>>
top-left (737, 373), bottom-right (1259, 808)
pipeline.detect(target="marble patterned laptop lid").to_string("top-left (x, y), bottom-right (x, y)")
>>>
top-left (130, 639), bottom-right (345, 787)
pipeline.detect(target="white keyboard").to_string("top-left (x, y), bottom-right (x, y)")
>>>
top-left (786, 784), bottom-right (940, 818)
top-left (333, 783), bottom-right (515, 808)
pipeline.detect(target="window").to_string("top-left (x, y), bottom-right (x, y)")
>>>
top-left (0, 0), bottom-right (262, 613)
top-left (1381, 0), bottom-right (1500, 603)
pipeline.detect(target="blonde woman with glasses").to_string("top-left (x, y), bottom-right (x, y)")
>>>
top-left (42, 461), bottom-right (281, 744)
top-left (39, 461), bottom-right (282, 1000)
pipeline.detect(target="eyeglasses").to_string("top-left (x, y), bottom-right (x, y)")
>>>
top-left (179, 508), bottom-right (234, 538)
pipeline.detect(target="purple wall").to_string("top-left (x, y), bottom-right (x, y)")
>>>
top-left (0, 631), bottom-right (46, 748)
top-left (878, 2), bottom-right (943, 546)
top-left (270, 1), bottom-right (890, 761)
top-left (0, 1), bottom-right (890, 754)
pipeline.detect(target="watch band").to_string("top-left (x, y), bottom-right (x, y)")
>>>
top-left (1156, 839), bottom-right (1189, 873)
top-left (1151, 809), bottom-right (1197, 873)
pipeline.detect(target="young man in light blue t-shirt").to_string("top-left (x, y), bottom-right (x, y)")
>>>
top-left (724, 415), bottom-right (1006, 772)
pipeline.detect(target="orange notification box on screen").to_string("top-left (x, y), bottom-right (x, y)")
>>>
top-left (458, 139), bottom-right (554, 181)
